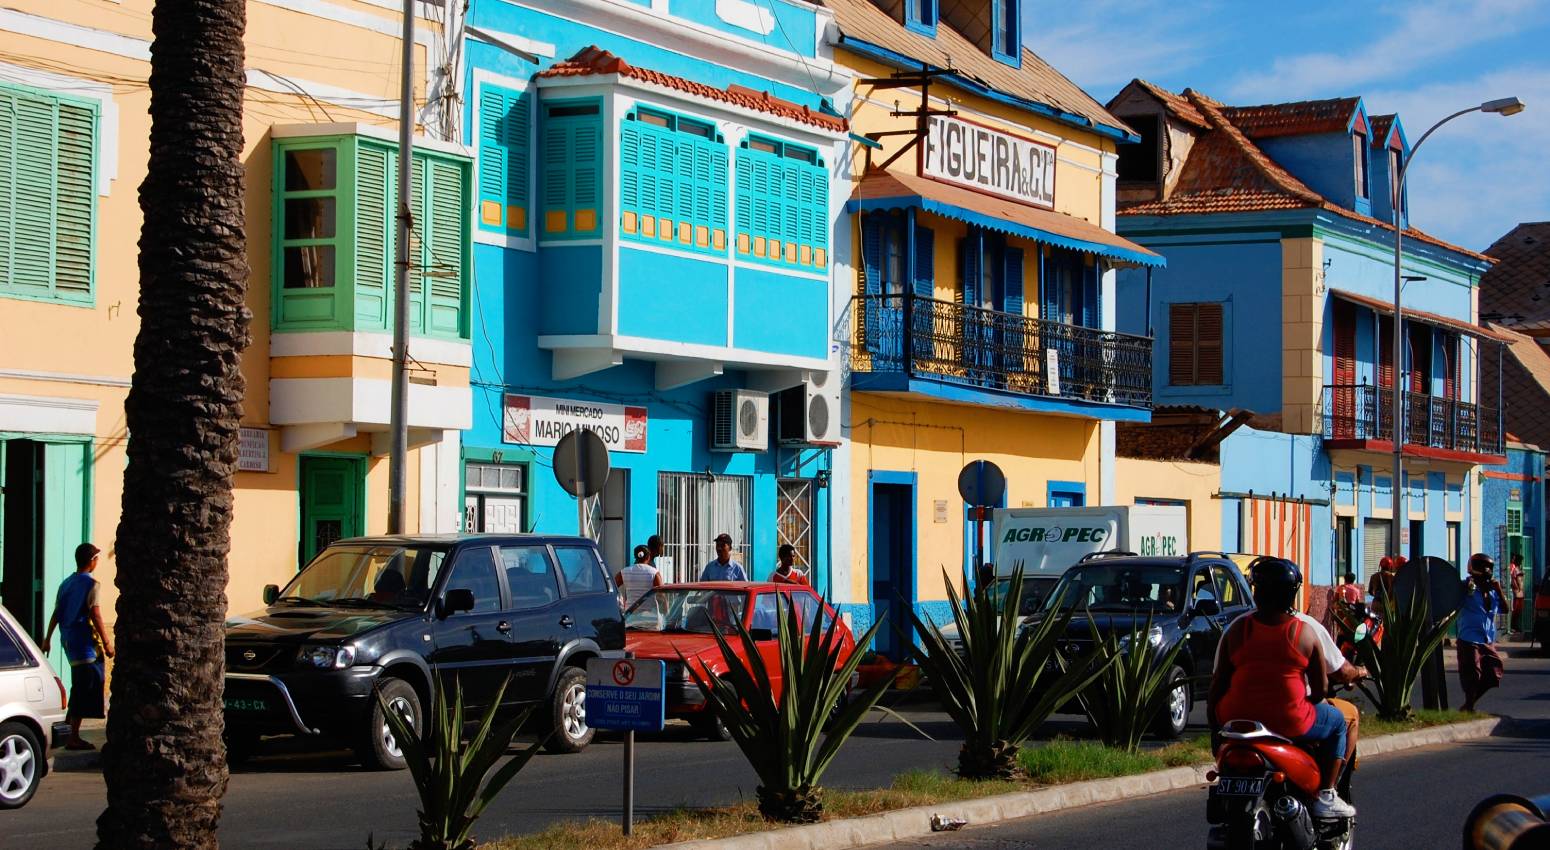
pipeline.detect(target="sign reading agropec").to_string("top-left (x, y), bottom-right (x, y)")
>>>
top-left (921, 115), bottom-right (1056, 209)
top-left (504, 393), bottom-right (648, 453)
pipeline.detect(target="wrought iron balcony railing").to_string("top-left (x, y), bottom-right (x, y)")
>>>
top-left (1321, 383), bottom-right (1503, 456)
top-left (851, 293), bottom-right (1153, 409)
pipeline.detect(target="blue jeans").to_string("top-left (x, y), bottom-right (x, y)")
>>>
top-left (1294, 701), bottom-right (1348, 762)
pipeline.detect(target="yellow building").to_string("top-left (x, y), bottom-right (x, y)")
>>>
top-left (0, 0), bottom-right (472, 672)
top-left (823, 0), bottom-right (1165, 652)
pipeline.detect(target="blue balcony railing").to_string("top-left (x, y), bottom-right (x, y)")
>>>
top-left (1321, 383), bottom-right (1503, 456)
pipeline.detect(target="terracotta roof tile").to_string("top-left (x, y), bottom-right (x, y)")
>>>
top-left (537, 46), bottom-right (847, 132)
top-left (817, 0), bottom-right (1131, 139)
top-left (1368, 113), bottom-right (1400, 148)
top-left (1115, 82), bottom-right (1491, 263)
top-left (1492, 322), bottom-right (1550, 451)
top-left (1220, 97), bottom-right (1361, 139)
top-left (1131, 78), bottom-right (1210, 129)
top-left (1481, 222), bottom-right (1550, 329)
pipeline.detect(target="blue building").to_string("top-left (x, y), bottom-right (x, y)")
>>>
top-left (1106, 81), bottom-right (1506, 595)
top-left (457, 0), bottom-right (852, 582)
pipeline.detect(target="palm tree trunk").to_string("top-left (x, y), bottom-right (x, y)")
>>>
top-left (97, 0), bottom-right (250, 847)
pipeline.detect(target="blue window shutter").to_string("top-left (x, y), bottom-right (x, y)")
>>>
top-left (477, 85), bottom-right (529, 235)
top-left (1082, 257), bottom-right (1098, 328)
top-left (711, 145), bottom-right (729, 233)
top-left (572, 118), bottom-right (600, 235)
top-left (541, 116), bottom-right (569, 236)
top-left (1002, 246), bottom-right (1024, 316)
top-left (735, 152), bottom-right (753, 253)
top-left (960, 232), bottom-right (981, 307)
top-left (861, 215), bottom-right (884, 296)
top-left (912, 225), bottom-right (933, 297)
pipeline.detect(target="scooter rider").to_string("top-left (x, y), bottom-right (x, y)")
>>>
top-left (1208, 557), bottom-right (1357, 819)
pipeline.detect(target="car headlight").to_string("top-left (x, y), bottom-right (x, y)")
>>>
top-left (1117, 627), bottom-right (1165, 654)
top-left (301, 644), bottom-right (356, 669)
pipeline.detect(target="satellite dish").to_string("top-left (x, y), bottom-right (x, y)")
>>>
top-left (553, 429), bottom-right (610, 499)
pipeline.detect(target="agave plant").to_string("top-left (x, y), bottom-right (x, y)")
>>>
top-left (909, 568), bottom-right (1114, 780)
top-left (1077, 613), bottom-right (1189, 753)
top-left (684, 595), bottom-right (896, 823)
top-left (1342, 585), bottom-right (1459, 721)
top-left (376, 674), bottom-right (547, 850)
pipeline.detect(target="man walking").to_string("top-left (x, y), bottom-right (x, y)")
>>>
top-left (40, 542), bottom-right (113, 750)
top-left (1457, 553), bottom-right (1506, 713)
top-left (699, 533), bottom-right (747, 581)
top-left (770, 544), bottom-right (808, 585)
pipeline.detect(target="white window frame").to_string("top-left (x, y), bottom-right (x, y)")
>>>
top-left (471, 68), bottom-right (536, 252)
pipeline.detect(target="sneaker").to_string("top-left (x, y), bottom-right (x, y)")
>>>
top-left (1310, 789), bottom-right (1356, 819)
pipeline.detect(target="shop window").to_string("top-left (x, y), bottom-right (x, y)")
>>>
top-left (656, 472), bottom-right (752, 584)
top-left (273, 134), bottom-right (470, 338)
top-left (905, 0), bottom-right (937, 35)
top-left (619, 105), bottom-right (728, 254)
top-left (1168, 302), bottom-right (1225, 386)
top-left (735, 134), bottom-right (827, 270)
top-left (541, 99), bottom-right (603, 240)
top-left (0, 82), bottom-right (97, 305)
top-left (475, 81), bottom-right (532, 240)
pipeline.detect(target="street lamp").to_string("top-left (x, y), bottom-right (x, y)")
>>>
top-left (1389, 96), bottom-right (1525, 559)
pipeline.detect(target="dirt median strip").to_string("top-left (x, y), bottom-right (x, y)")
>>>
top-left (657, 717), bottom-right (1504, 850)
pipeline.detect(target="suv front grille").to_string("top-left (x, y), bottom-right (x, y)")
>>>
top-left (226, 645), bottom-right (292, 673)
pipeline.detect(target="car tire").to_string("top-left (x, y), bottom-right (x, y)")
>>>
top-left (690, 712), bottom-right (732, 742)
top-left (0, 721), bottom-right (43, 809)
top-left (357, 677), bottom-right (421, 771)
top-left (1152, 665), bottom-right (1190, 740)
top-left (542, 666), bottom-right (593, 754)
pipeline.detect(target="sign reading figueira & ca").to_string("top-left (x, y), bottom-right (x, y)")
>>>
top-left (921, 114), bottom-right (1056, 209)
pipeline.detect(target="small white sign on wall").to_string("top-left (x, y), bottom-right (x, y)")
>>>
top-left (238, 427), bottom-right (270, 473)
top-left (1045, 349), bottom-right (1062, 396)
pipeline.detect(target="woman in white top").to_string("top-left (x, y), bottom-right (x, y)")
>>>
top-left (615, 544), bottom-right (663, 611)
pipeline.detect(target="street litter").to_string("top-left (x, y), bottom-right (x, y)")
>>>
top-left (930, 814), bottom-right (968, 831)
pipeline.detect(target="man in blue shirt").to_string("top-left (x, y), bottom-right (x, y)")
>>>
top-left (1457, 553), bottom-right (1506, 712)
top-left (40, 542), bottom-right (114, 750)
top-left (699, 533), bottom-right (747, 582)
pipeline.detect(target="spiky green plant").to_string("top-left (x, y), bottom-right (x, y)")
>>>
top-left (909, 568), bottom-right (1115, 780)
top-left (1077, 613), bottom-right (1189, 752)
top-left (1343, 586), bottom-right (1459, 721)
top-left (684, 595), bottom-right (897, 823)
top-left (376, 675), bottom-right (547, 850)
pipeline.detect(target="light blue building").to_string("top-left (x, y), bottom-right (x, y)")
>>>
top-left (457, 0), bottom-right (853, 583)
top-left (1107, 81), bottom-right (1506, 594)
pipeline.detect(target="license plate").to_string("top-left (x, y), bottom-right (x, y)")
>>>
top-left (1212, 776), bottom-right (1265, 797)
top-left (224, 697), bottom-right (270, 713)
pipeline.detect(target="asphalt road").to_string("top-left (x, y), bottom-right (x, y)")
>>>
top-left (9, 646), bottom-right (1548, 850)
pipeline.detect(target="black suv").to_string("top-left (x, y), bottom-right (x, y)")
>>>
top-left (1029, 551), bottom-right (1254, 738)
top-left (223, 534), bottom-right (625, 769)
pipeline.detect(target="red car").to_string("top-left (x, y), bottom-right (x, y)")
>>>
top-left (624, 581), bottom-right (857, 739)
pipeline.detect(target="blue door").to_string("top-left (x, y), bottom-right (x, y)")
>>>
top-left (869, 482), bottom-right (913, 661)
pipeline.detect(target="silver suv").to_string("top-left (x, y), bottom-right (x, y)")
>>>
top-left (0, 604), bottom-right (69, 808)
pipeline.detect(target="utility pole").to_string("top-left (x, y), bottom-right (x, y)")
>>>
top-left (388, 0), bottom-right (414, 534)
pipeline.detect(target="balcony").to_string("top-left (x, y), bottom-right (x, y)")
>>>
top-left (850, 293), bottom-right (1153, 418)
top-left (1321, 383), bottom-right (1505, 464)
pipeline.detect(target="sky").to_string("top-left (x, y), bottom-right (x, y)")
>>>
top-left (1028, 0), bottom-right (1550, 251)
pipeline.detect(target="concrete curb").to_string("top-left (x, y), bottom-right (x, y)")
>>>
top-left (660, 717), bottom-right (1506, 850)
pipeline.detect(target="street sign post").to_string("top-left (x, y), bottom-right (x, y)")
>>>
top-left (957, 460), bottom-right (1006, 584)
top-left (553, 428), bottom-right (610, 538)
top-left (586, 656), bottom-right (665, 836)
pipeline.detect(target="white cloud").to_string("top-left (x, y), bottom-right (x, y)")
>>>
top-left (1225, 0), bottom-right (1545, 102)
top-left (1026, 0), bottom-right (1222, 95)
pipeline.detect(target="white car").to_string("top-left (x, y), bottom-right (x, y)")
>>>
top-left (0, 604), bottom-right (69, 809)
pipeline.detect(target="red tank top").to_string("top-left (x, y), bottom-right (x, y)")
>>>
top-left (1216, 616), bottom-right (1316, 738)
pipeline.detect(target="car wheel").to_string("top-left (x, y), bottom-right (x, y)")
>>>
top-left (543, 667), bottom-right (593, 754)
top-left (0, 721), bottom-right (42, 809)
top-left (690, 712), bottom-right (732, 742)
top-left (357, 678), bottom-right (420, 771)
top-left (1152, 666), bottom-right (1190, 740)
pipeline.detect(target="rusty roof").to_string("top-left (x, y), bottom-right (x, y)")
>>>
top-left (1481, 222), bottom-right (1550, 330)
top-left (818, 0), bottom-right (1131, 140)
top-left (1220, 97), bottom-right (1361, 138)
top-left (1131, 78), bottom-right (1210, 129)
top-left (536, 46), bottom-right (847, 132)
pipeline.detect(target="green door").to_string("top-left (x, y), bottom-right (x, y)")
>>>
top-left (299, 456), bottom-right (364, 567)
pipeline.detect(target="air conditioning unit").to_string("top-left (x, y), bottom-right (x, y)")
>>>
top-left (777, 371), bottom-right (842, 446)
top-left (710, 389), bottom-right (769, 452)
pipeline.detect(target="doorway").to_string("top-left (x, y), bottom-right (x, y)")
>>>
top-left (0, 437), bottom-right (91, 679)
top-left (1408, 520), bottom-right (1425, 562)
top-left (584, 469), bottom-right (630, 573)
top-left (298, 455), bottom-right (364, 567)
top-left (869, 474), bottom-right (914, 661)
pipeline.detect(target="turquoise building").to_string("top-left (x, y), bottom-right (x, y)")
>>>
top-left (457, 0), bottom-right (852, 583)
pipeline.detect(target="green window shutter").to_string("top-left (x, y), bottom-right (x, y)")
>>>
top-left (0, 86), bottom-right (96, 302)
top-left (11, 94), bottom-right (58, 295)
top-left (541, 104), bottom-right (601, 240)
top-left (425, 157), bottom-right (467, 338)
top-left (571, 118), bottom-right (600, 236)
top-left (0, 91), bottom-right (16, 291)
top-left (54, 101), bottom-right (94, 297)
top-left (476, 84), bottom-right (529, 236)
top-left (408, 155), bottom-right (427, 334)
top-left (541, 116), bottom-right (569, 236)
top-left (734, 154), bottom-right (752, 256)
top-left (620, 122), bottom-right (641, 215)
top-left (354, 142), bottom-right (392, 330)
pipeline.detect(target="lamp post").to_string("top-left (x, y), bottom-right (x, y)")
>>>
top-left (1388, 96), bottom-right (1524, 559)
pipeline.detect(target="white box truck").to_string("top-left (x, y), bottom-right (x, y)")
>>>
top-left (989, 505), bottom-right (1189, 579)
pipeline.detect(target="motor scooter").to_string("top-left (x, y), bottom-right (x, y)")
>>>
top-left (1205, 719), bottom-right (1355, 850)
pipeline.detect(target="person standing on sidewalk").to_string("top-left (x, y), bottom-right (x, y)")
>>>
top-left (699, 533), bottom-right (747, 581)
top-left (39, 542), bottom-right (113, 750)
top-left (1457, 553), bottom-right (1507, 713)
top-left (770, 544), bottom-right (809, 585)
top-left (1508, 553), bottom-right (1525, 637)
top-left (615, 544), bottom-right (663, 611)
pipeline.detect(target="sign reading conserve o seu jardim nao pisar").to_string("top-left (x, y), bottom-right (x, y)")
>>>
top-left (921, 114), bottom-right (1056, 210)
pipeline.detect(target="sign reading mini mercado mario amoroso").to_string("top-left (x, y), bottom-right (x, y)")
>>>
top-left (503, 393), bottom-right (648, 453)
top-left (921, 114), bottom-right (1056, 209)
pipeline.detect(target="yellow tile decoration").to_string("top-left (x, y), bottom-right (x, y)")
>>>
top-left (784, 243), bottom-right (797, 263)
top-left (678, 222), bottom-right (691, 243)
top-left (801, 245), bottom-right (812, 266)
top-left (481, 200), bottom-right (502, 227)
top-left (507, 206), bottom-right (526, 232)
top-left (642, 215), bottom-right (656, 238)
top-left (769, 239), bottom-right (782, 260)
top-left (715, 230), bottom-right (727, 251)
top-left (575, 209), bottom-right (596, 231)
top-left (815, 248), bottom-right (826, 266)
top-left (695, 226), bottom-right (709, 248)
top-left (622, 211), bottom-right (638, 234)
top-left (736, 233), bottom-right (749, 254)
top-left (660, 219), bottom-right (674, 241)
top-left (545, 210), bottom-right (568, 233)
top-left (754, 236), bottom-right (766, 257)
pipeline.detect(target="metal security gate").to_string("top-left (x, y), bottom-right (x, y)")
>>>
top-left (657, 472), bottom-right (752, 583)
top-left (1362, 518), bottom-right (1391, 586)
top-left (777, 478), bottom-right (815, 569)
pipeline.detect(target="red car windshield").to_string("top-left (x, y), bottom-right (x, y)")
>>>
top-left (626, 589), bottom-right (749, 634)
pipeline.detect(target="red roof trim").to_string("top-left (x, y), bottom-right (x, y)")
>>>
top-left (1324, 439), bottom-right (1506, 467)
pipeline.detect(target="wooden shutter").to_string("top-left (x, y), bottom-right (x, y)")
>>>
top-left (1168, 303), bottom-right (1196, 385)
top-left (476, 85), bottom-right (529, 235)
top-left (1378, 317), bottom-right (1393, 388)
top-left (424, 157), bottom-right (467, 337)
top-left (1001, 246), bottom-right (1024, 316)
top-left (5, 93), bottom-right (57, 296)
top-left (912, 225), bottom-right (934, 298)
top-left (960, 231), bottom-right (981, 307)
top-left (571, 118), bottom-right (600, 235)
top-left (1196, 303), bottom-right (1223, 385)
top-left (354, 142), bottom-right (392, 329)
top-left (54, 101), bottom-right (94, 296)
top-left (407, 156), bottom-right (427, 334)
top-left (541, 113), bottom-right (570, 235)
